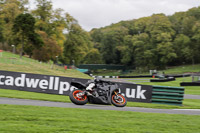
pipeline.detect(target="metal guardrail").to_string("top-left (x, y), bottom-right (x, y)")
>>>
top-left (152, 85), bottom-right (185, 106)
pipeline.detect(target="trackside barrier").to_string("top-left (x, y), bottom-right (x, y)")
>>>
top-left (152, 85), bottom-right (185, 106)
top-left (0, 70), bottom-right (153, 103)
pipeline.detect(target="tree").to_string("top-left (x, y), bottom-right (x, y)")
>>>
top-left (32, 0), bottom-right (69, 61)
top-left (131, 33), bottom-right (155, 70)
top-left (32, 0), bottom-right (52, 23)
top-left (173, 34), bottom-right (191, 64)
top-left (63, 23), bottom-right (92, 65)
top-left (169, 12), bottom-right (185, 34)
top-left (145, 14), bottom-right (176, 68)
top-left (90, 29), bottom-right (103, 50)
top-left (0, 17), bottom-right (4, 44)
top-left (187, 7), bottom-right (200, 20)
top-left (32, 0), bottom-right (57, 37)
top-left (191, 22), bottom-right (200, 64)
top-left (0, 0), bottom-right (25, 50)
top-left (50, 8), bottom-right (66, 48)
top-left (120, 35), bottom-right (134, 66)
top-left (33, 31), bottom-right (61, 62)
top-left (100, 26), bottom-right (129, 64)
top-left (12, 13), bottom-right (43, 58)
top-left (156, 41), bottom-right (177, 67)
top-left (132, 17), bottom-right (149, 35)
top-left (32, 0), bottom-right (63, 37)
top-left (182, 16), bottom-right (196, 37)
top-left (82, 48), bottom-right (103, 64)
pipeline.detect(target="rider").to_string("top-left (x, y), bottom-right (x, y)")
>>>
top-left (86, 78), bottom-right (97, 91)
top-left (85, 78), bottom-right (101, 96)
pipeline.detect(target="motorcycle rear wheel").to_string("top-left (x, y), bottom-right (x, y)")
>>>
top-left (111, 93), bottom-right (127, 107)
top-left (69, 89), bottom-right (88, 105)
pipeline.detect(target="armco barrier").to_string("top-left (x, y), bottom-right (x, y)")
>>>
top-left (180, 82), bottom-right (200, 86)
top-left (152, 85), bottom-right (184, 106)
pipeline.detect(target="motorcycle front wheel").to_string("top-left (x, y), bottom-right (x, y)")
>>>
top-left (69, 89), bottom-right (88, 105)
top-left (111, 93), bottom-right (127, 107)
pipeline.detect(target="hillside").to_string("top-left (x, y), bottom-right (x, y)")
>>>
top-left (0, 51), bottom-right (91, 79)
top-left (90, 6), bottom-right (200, 71)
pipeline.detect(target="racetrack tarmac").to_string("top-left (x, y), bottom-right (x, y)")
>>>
top-left (0, 97), bottom-right (200, 115)
top-left (184, 94), bottom-right (200, 99)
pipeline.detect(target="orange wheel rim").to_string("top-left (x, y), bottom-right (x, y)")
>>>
top-left (73, 90), bottom-right (87, 101)
top-left (112, 94), bottom-right (126, 105)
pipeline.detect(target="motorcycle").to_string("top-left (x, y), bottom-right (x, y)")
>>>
top-left (69, 79), bottom-right (127, 107)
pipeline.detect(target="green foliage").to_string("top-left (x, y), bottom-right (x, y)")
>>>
top-left (32, 0), bottom-right (53, 23)
top-left (173, 34), bottom-right (191, 64)
top-left (0, 0), bottom-right (24, 50)
top-left (32, 0), bottom-right (66, 47)
top-left (0, 18), bottom-right (4, 43)
top-left (120, 35), bottom-right (134, 65)
top-left (90, 7), bottom-right (200, 70)
top-left (1, 1), bottom-right (200, 68)
top-left (13, 13), bottom-right (35, 34)
top-left (32, 31), bottom-right (61, 62)
top-left (100, 26), bottom-right (129, 64)
top-left (63, 23), bottom-right (93, 65)
top-left (83, 48), bottom-right (103, 64)
top-left (12, 13), bottom-right (43, 58)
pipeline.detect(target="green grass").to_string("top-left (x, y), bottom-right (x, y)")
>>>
top-left (131, 77), bottom-right (200, 95)
top-left (93, 64), bottom-right (200, 76)
top-left (0, 51), bottom-right (91, 79)
top-left (127, 99), bottom-right (200, 109)
top-left (164, 64), bottom-right (200, 74)
top-left (1, 88), bottom-right (200, 109)
top-left (0, 104), bottom-right (200, 133)
top-left (0, 88), bottom-right (69, 103)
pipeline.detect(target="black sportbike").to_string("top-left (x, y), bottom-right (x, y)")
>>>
top-left (69, 79), bottom-right (127, 107)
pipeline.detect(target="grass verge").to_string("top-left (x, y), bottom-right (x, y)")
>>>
top-left (0, 51), bottom-right (91, 79)
top-left (132, 77), bottom-right (200, 95)
top-left (0, 104), bottom-right (200, 133)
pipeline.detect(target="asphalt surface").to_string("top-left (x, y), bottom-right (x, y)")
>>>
top-left (0, 97), bottom-right (200, 115)
top-left (184, 94), bottom-right (200, 99)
